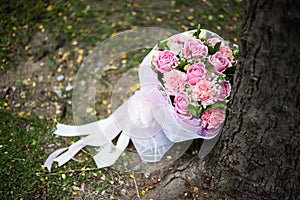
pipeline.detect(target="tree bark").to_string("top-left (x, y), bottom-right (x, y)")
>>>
top-left (148, 0), bottom-right (300, 199)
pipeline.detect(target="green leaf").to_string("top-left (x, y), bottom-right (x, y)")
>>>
top-left (233, 49), bottom-right (239, 60)
top-left (223, 66), bottom-right (236, 75)
top-left (187, 104), bottom-right (198, 117)
top-left (177, 60), bottom-right (187, 68)
top-left (208, 42), bottom-right (221, 55)
top-left (193, 24), bottom-right (201, 39)
top-left (205, 61), bottom-right (215, 73)
top-left (205, 103), bottom-right (227, 111)
top-left (233, 49), bottom-right (239, 56)
top-left (232, 44), bottom-right (239, 60)
top-left (158, 40), bottom-right (170, 51)
top-left (197, 106), bottom-right (203, 116)
top-left (208, 45), bottom-right (215, 55)
top-left (219, 75), bottom-right (226, 81)
top-left (214, 41), bottom-right (221, 52)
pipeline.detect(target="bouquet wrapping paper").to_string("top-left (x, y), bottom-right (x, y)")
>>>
top-left (44, 29), bottom-right (236, 171)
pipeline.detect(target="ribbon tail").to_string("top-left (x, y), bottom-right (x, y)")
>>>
top-left (55, 124), bottom-right (88, 136)
top-left (53, 140), bottom-right (86, 167)
top-left (55, 118), bottom-right (117, 137)
top-left (93, 133), bottom-right (130, 168)
top-left (44, 147), bottom-right (68, 172)
top-left (198, 131), bottom-right (221, 158)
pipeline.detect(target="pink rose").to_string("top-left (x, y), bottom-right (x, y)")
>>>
top-left (174, 93), bottom-right (191, 116)
top-left (193, 80), bottom-right (215, 108)
top-left (187, 63), bottom-right (206, 86)
top-left (218, 81), bottom-right (231, 101)
top-left (209, 52), bottom-right (231, 74)
top-left (163, 70), bottom-right (187, 96)
top-left (201, 108), bottom-right (225, 129)
top-left (220, 46), bottom-right (233, 61)
top-left (154, 50), bottom-right (179, 73)
top-left (184, 38), bottom-right (208, 60)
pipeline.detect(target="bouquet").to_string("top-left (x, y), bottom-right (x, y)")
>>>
top-left (151, 25), bottom-right (238, 138)
top-left (44, 25), bottom-right (238, 172)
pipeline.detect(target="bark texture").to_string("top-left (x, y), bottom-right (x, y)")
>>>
top-left (148, 0), bottom-right (300, 199)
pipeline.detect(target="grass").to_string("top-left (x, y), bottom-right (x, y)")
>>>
top-left (0, 103), bottom-right (117, 199)
top-left (0, 0), bottom-right (245, 73)
top-left (0, 0), bottom-right (246, 199)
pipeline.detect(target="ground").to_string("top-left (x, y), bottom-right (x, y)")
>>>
top-left (0, 1), bottom-right (246, 199)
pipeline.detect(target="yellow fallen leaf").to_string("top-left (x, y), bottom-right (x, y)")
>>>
top-left (129, 174), bottom-right (135, 179)
top-left (62, 174), bottom-right (66, 179)
top-left (156, 17), bottom-right (163, 22)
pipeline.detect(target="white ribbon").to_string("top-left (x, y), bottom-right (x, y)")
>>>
top-left (44, 86), bottom-right (175, 171)
top-left (44, 68), bottom-right (222, 172)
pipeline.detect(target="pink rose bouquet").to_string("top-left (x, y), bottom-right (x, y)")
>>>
top-left (43, 26), bottom-right (240, 173)
top-left (152, 25), bottom-right (238, 134)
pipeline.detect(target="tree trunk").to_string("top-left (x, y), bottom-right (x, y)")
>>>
top-left (148, 0), bottom-right (300, 199)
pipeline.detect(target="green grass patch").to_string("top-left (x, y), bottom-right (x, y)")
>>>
top-left (0, 0), bottom-right (246, 74)
top-left (0, 106), bottom-right (114, 199)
